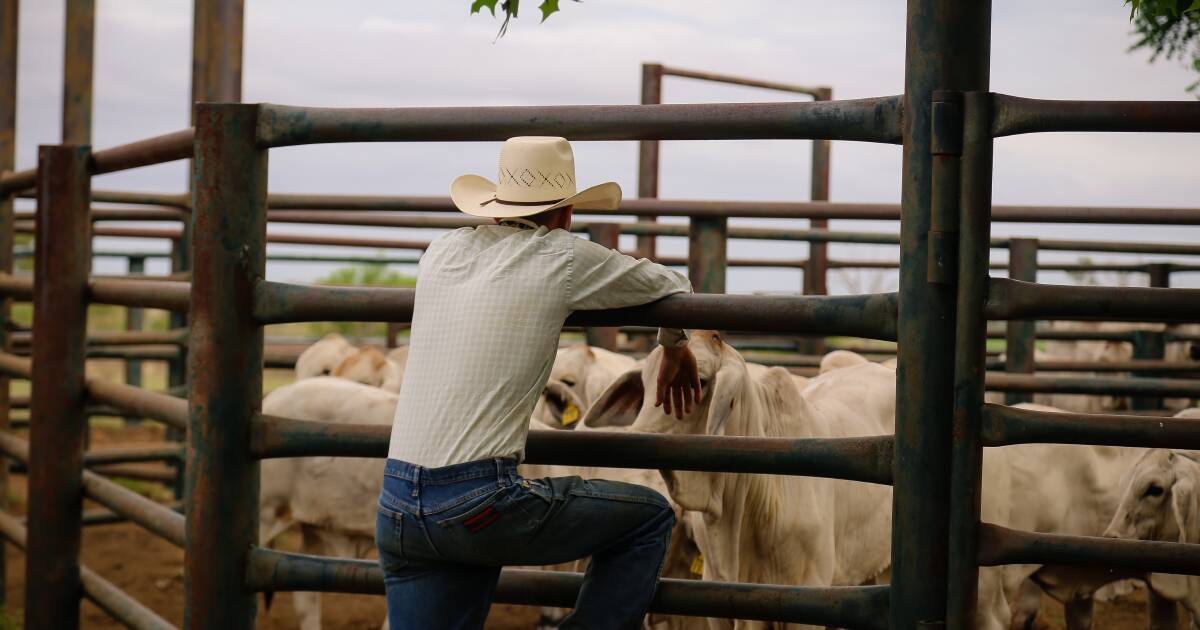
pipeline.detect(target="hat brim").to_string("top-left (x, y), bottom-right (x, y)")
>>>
top-left (450, 174), bottom-right (622, 219)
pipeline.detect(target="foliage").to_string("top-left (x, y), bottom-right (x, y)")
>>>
top-left (307, 263), bottom-right (416, 339)
top-left (470, 0), bottom-right (580, 38)
top-left (1127, 0), bottom-right (1200, 93)
top-left (0, 609), bottom-right (19, 630)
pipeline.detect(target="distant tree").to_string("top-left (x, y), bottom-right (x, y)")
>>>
top-left (1127, 0), bottom-right (1200, 93)
top-left (470, 0), bottom-right (579, 38)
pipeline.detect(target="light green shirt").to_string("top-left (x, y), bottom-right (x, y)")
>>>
top-left (388, 223), bottom-right (692, 466)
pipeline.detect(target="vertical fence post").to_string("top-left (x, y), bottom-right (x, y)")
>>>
top-left (585, 223), bottom-right (621, 351)
top-left (1131, 329), bottom-right (1166, 411)
top-left (0, 0), bottom-right (17, 606)
top-left (1148, 263), bottom-right (1171, 289)
top-left (187, 102), bottom-right (264, 630)
top-left (26, 144), bottom-right (91, 630)
top-left (688, 216), bottom-right (727, 295)
top-left (947, 90), bottom-right (993, 629)
top-left (1004, 238), bottom-right (1037, 405)
top-left (892, 2), bottom-right (990, 628)
top-left (635, 63), bottom-right (662, 261)
top-left (124, 256), bottom-right (145, 426)
top-left (799, 88), bottom-right (832, 355)
top-left (62, 0), bottom-right (94, 145)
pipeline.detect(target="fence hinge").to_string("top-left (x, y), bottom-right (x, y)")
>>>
top-left (928, 90), bottom-right (963, 285)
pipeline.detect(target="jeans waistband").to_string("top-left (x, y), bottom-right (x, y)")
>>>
top-left (384, 457), bottom-right (520, 486)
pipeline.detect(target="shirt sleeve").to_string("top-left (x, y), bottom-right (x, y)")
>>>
top-left (568, 236), bottom-right (692, 347)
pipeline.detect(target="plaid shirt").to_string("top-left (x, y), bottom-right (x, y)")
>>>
top-left (388, 222), bottom-right (692, 467)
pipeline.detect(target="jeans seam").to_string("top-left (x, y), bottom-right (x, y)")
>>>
top-left (566, 488), bottom-right (669, 508)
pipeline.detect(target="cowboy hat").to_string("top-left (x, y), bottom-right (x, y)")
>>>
top-left (450, 136), bottom-right (621, 218)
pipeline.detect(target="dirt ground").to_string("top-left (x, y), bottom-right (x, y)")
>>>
top-left (0, 423), bottom-right (1186, 629)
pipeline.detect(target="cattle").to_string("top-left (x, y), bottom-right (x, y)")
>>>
top-left (1101, 408), bottom-right (1200, 627)
top-left (332, 346), bottom-right (404, 393)
top-left (294, 332), bottom-right (358, 380)
top-left (581, 331), bottom-right (896, 630)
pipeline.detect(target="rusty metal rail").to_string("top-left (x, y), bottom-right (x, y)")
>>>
top-left (84, 378), bottom-right (188, 430)
top-left (81, 470), bottom-right (185, 547)
top-left (88, 278), bottom-right (189, 311)
top-left (981, 404), bottom-right (1200, 448)
top-left (257, 98), bottom-right (905, 148)
top-left (0, 128), bottom-right (193, 196)
top-left (984, 372), bottom-right (1200, 397)
top-left (977, 523), bottom-right (1200, 574)
top-left (251, 282), bottom-right (900, 340)
top-left (986, 278), bottom-right (1200, 322)
top-left (248, 415), bottom-right (895, 485)
top-left (245, 547), bottom-right (890, 630)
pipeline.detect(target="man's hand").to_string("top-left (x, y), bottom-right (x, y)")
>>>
top-left (655, 346), bottom-right (702, 419)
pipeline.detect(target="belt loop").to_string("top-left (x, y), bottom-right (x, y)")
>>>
top-left (411, 465), bottom-right (421, 502)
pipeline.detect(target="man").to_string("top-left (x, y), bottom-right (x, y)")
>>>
top-left (376, 136), bottom-right (703, 629)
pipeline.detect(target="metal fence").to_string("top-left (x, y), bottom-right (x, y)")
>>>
top-left (1, 2), bottom-right (1200, 630)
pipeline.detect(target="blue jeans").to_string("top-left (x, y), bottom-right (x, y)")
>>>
top-left (376, 457), bottom-right (675, 630)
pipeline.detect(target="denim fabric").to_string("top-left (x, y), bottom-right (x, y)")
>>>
top-left (376, 457), bottom-right (675, 630)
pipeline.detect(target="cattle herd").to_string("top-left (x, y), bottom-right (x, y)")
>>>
top-left (264, 328), bottom-right (1200, 630)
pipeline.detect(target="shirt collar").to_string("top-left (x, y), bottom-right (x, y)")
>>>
top-left (497, 217), bottom-right (539, 230)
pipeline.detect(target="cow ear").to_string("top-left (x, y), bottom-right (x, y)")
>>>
top-left (541, 380), bottom-right (587, 429)
top-left (580, 368), bottom-right (645, 429)
top-left (705, 363), bottom-right (743, 436)
top-left (1150, 466), bottom-right (1200, 600)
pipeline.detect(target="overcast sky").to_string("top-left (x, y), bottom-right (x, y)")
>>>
top-left (11, 1), bottom-right (1200, 292)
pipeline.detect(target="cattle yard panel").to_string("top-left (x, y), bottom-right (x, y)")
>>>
top-left (0, 1), bottom-right (1199, 629)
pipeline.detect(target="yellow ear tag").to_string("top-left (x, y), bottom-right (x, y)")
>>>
top-left (561, 402), bottom-right (580, 426)
top-left (690, 553), bottom-right (704, 576)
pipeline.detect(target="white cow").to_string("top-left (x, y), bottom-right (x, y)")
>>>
top-left (1102, 408), bottom-right (1200, 627)
top-left (332, 346), bottom-right (404, 393)
top-left (260, 378), bottom-right (396, 630)
top-left (982, 404), bottom-right (1192, 630)
top-left (532, 344), bottom-right (638, 428)
top-left (582, 331), bottom-right (896, 630)
top-left (294, 333), bottom-right (358, 380)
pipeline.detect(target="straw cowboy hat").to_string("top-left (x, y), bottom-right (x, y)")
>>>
top-left (451, 136), bottom-right (621, 218)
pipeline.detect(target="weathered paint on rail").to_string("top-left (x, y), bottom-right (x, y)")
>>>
top-left (27, 144), bottom-right (91, 630)
top-left (977, 523), bottom-right (1200, 574)
top-left (986, 277), bottom-right (1200, 322)
top-left (245, 547), bottom-right (890, 630)
top-left (257, 98), bottom-right (905, 148)
top-left (992, 94), bottom-right (1200, 137)
top-left (982, 403), bottom-right (1200, 449)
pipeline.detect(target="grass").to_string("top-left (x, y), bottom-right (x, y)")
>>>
top-left (113, 478), bottom-right (175, 502)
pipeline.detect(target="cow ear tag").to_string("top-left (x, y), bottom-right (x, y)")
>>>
top-left (690, 553), bottom-right (704, 576)
top-left (561, 402), bottom-right (580, 426)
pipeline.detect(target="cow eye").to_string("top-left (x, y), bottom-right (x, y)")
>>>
top-left (1144, 484), bottom-right (1164, 498)
top-left (321, 369), bottom-right (330, 375)
top-left (699, 378), bottom-right (710, 389)
top-left (561, 378), bottom-right (576, 387)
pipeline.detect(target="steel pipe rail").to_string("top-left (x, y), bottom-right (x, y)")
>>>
top-left (257, 98), bottom-right (905, 148)
top-left (986, 278), bottom-right (1200, 322)
top-left (984, 371), bottom-right (1200, 397)
top-left (660, 65), bottom-right (829, 96)
top-left (90, 464), bottom-right (176, 484)
top-left (977, 523), bottom-right (1200, 574)
top-left (987, 359), bottom-right (1200, 373)
top-left (84, 378), bottom-right (188, 430)
top-left (18, 189), bottom-right (190, 208)
top-left (88, 278), bottom-right (189, 311)
top-left (80, 470), bottom-right (185, 547)
top-left (992, 94), bottom-right (1200, 137)
top-left (249, 415), bottom-right (894, 485)
top-left (0, 351), bottom-right (31, 379)
top-left (14, 208), bottom-right (186, 222)
top-left (0, 509), bottom-right (177, 630)
top-left (252, 282), bottom-right (900, 340)
top-left (89, 128), bottom-right (195, 176)
top-left (245, 547), bottom-right (889, 630)
top-left (84, 345), bottom-right (181, 360)
top-left (0, 272), bottom-right (31, 299)
top-left (79, 188), bottom-right (1200, 224)
top-left (83, 444), bottom-right (183, 466)
top-left (981, 403), bottom-right (1200, 448)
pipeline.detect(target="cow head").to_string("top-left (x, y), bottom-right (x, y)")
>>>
top-left (1103, 448), bottom-right (1200, 604)
top-left (580, 331), bottom-right (751, 514)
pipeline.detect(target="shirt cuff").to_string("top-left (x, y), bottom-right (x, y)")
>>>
top-left (657, 328), bottom-right (689, 348)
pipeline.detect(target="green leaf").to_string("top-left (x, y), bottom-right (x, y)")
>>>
top-left (1187, 0), bottom-right (1200, 12)
top-left (539, 0), bottom-right (560, 22)
top-left (471, 0), bottom-right (499, 16)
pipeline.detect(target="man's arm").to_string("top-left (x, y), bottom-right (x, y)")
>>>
top-left (567, 237), bottom-right (692, 345)
top-left (568, 237), bottom-right (700, 417)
